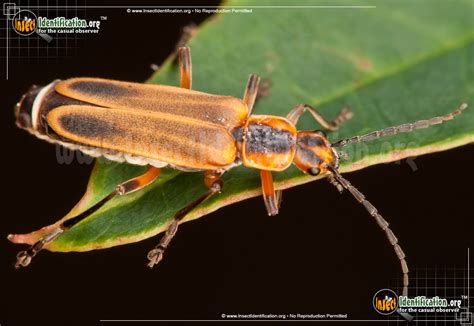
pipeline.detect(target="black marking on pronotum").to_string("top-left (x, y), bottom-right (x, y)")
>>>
top-left (246, 123), bottom-right (295, 154)
top-left (67, 79), bottom-right (140, 97)
top-left (57, 113), bottom-right (123, 138)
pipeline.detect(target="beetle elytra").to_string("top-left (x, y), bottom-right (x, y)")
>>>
top-left (12, 47), bottom-right (467, 297)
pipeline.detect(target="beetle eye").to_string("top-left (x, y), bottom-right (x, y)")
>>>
top-left (308, 167), bottom-right (320, 176)
top-left (314, 130), bottom-right (327, 138)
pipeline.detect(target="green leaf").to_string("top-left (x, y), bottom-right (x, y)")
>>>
top-left (9, 0), bottom-right (474, 252)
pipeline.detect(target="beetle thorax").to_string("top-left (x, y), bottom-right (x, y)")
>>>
top-left (238, 115), bottom-right (297, 171)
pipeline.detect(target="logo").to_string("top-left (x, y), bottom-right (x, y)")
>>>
top-left (12, 9), bottom-right (37, 36)
top-left (373, 289), bottom-right (398, 315)
top-left (8, 6), bottom-right (102, 43)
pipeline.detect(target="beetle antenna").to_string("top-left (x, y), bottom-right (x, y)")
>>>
top-left (332, 103), bottom-right (467, 148)
top-left (327, 165), bottom-right (409, 296)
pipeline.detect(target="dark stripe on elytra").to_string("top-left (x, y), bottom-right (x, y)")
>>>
top-left (68, 80), bottom-right (140, 97)
top-left (65, 82), bottom-right (244, 127)
top-left (66, 80), bottom-right (236, 110)
top-left (246, 123), bottom-right (295, 154)
top-left (39, 90), bottom-right (95, 136)
top-left (68, 80), bottom-right (223, 102)
top-left (57, 113), bottom-right (123, 138)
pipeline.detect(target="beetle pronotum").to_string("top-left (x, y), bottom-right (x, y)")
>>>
top-left (12, 47), bottom-right (466, 297)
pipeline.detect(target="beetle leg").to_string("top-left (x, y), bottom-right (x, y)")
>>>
top-left (286, 104), bottom-right (353, 131)
top-left (178, 47), bottom-right (192, 89)
top-left (147, 171), bottom-right (223, 268)
top-left (243, 74), bottom-right (261, 116)
top-left (175, 23), bottom-right (197, 51)
top-left (260, 170), bottom-right (281, 216)
top-left (14, 167), bottom-right (161, 269)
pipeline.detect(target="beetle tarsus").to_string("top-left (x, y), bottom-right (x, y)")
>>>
top-left (146, 173), bottom-right (223, 269)
top-left (175, 24), bottom-right (197, 52)
top-left (334, 106), bottom-right (354, 127)
top-left (15, 250), bottom-right (33, 269)
top-left (146, 220), bottom-right (179, 268)
top-left (13, 228), bottom-right (63, 269)
top-left (146, 247), bottom-right (165, 268)
top-left (14, 242), bottom-right (42, 269)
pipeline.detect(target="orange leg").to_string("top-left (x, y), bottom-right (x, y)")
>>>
top-left (178, 47), bottom-right (192, 89)
top-left (260, 170), bottom-right (281, 216)
top-left (15, 166), bottom-right (161, 268)
top-left (243, 74), bottom-right (261, 115)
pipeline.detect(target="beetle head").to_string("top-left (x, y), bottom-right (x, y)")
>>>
top-left (293, 130), bottom-right (339, 176)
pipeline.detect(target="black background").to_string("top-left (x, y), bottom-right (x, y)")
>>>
top-left (1, 1), bottom-right (472, 325)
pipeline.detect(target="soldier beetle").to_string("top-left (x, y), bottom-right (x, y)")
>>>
top-left (13, 46), bottom-right (467, 297)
